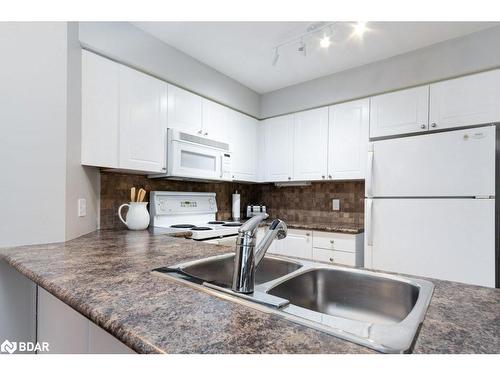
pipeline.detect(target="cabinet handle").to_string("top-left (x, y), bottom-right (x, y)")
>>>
top-left (420, 124), bottom-right (426, 129)
top-left (322, 175), bottom-right (325, 179)
top-left (431, 123), bottom-right (437, 128)
top-left (197, 130), bottom-right (202, 134)
top-left (329, 257), bottom-right (334, 262)
top-left (330, 240), bottom-right (334, 244)
top-left (305, 233), bottom-right (310, 236)
top-left (204, 132), bottom-right (208, 136)
top-left (328, 175), bottom-right (332, 179)
top-left (288, 177), bottom-right (291, 180)
top-left (162, 167), bottom-right (166, 171)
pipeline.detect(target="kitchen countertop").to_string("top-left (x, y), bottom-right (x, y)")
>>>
top-left (0, 229), bottom-right (498, 354)
top-left (260, 221), bottom-right (364, 234)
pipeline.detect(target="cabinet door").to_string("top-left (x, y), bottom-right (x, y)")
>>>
top-left (81, 50), bottom-right (119, 168)
top-left (328, 99), bottom-right (369, 180)
top-left (293, 108), bottom-right (329, 181)
top-left (264, 115), bottom-right (294, 182)
top-left (0, 261), bottom-right (36, 353)
top-left (230, 111), bottom-right (258, 181)
top-left (430, 69), bottom-right (500, 130)
top-left (167, 84), bottom-right (203, 134)
top-left (119, 66), bottom-right (167, 173)
top-left (312, 248), bottom-right (356, 266)
top-left (369, 86), bottom-right (429, 138)
top-left (269, 229), bottom-right (313, 259)
top-left (37, 288), bottom-right (89, 354)
top-left (202, 99), bottom-right (230, 142)
top-left (88, 322), bottom-right (135, 354)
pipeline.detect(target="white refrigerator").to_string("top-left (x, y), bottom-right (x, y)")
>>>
top-left (365, 125), bottom-right (496, 288)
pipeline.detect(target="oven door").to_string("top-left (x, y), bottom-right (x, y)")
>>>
top-left (169, 140), bottom-right (222, 180)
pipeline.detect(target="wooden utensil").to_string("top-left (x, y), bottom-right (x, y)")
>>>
top-left (130, 187), bottom-right (136, 202)
top-left (137, 188), bottom-right (146, 202)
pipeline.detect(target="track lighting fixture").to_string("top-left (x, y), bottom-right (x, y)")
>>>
top-left (271, 22), bottom-right (369, 66)
top-left (298, 38), bottom-right (306, 56)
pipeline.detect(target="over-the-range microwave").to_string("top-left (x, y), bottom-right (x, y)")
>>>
top-left (150, 128), bottom-right (232, 181)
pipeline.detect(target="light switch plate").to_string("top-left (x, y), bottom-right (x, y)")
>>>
top-left (332, 199), bottom-right (340, 211)
top-left (78, 198), bottom-right (87, 217)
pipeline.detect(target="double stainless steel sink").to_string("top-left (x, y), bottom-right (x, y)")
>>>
top-left (154, 253), bottom-right (434, 353)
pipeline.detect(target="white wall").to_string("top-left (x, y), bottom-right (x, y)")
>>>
top-left (65, 23), bottom-right (100, 241)
top-left (79, 22), bottom-right (261, 118)
top-left (0, 22), bottom-right (99, 247)
top-left (260, 25), bottom-right (500, 118)
top-left (0, 22), bottom-right (68, 247)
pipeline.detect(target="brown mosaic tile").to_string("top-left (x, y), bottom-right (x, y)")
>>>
top-left (100, 172), bottom-right (365, 230)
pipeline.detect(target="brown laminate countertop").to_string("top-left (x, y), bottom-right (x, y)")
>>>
top-left (260, 221), bottom-right (364, 234)
top-left (0, 229), bottom-right (498, 354)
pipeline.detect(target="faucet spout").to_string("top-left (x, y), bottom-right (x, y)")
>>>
top-left (231, 214), bottom-right (288, 294)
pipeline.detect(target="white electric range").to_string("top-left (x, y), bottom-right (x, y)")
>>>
top-left (149, 191), bottom-right (242, 245)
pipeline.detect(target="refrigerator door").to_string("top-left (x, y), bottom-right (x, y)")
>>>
top-left (364, 198), bottom-right (495, 287)
top-left (366, 125), bottom-right (495, 197)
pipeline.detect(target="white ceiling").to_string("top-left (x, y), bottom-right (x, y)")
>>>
top-left (133, 22), bottom-right (498, 94)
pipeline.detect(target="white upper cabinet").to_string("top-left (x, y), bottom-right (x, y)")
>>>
top-left (293, 107), bottom-right (329, 181)
top-left (429, 69), bottom-right (500, 130)
top-left (118, 66), bottom-right (167, 173)
top-left (230, 111), bottom-right (258, 181)
top-left (264, 115), bottom-right (294, 182)
top-left (369, 86), bottom-right (429, 138)
top-left (202, 99), bottom-right (230, 142)
top-left (81, 50), bottom-right (120, 168)
top-left (328, 99), bottom-right (369, 180)
top-left (167, 84), bottom-right (203, 134)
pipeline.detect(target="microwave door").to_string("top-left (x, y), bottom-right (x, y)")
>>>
top-left (170, 141), bottom-right (221, 180)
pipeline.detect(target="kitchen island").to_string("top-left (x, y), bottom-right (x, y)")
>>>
top-left (0, 229), bottom-right (498, 354)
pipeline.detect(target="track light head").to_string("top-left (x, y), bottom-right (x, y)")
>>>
top-left (298, 39), bottom-right (306, 57)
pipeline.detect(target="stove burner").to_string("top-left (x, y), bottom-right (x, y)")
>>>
top-left (170, 224), bottom-right (195, 229)
top-left (222, 222), bottom-right (242, 227)
top-left (207, 221), bottom-right (225, 225)
top-left (191, 226), bottom-right (213, 231)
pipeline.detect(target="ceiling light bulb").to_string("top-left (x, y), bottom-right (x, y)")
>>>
top-left (272, 48), bottom-right (280, 67)
top-left (354, 22), bottom-right (367, 36)
top-left (319, 35), bottom-right (331, 48)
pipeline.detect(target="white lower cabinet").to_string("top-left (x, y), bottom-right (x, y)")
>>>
top-left (312, 248), bottom-right (356, 266)
top-left (0, 261), bottom-right (37, 354)
top-left (261, 228), bottom-right (363, 266)
top-left (37, 288), bottom-right (135, 354)
top-left (267, 229), bottom-right (313, 259)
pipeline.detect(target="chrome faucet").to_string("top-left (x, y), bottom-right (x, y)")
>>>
top-left (232, 213), bottom-right (287, 294)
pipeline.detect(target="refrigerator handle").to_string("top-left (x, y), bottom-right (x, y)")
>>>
top-left (366, 198), bottom-right (373, 246)
top-left (366, 144), bottom-right (374, 197)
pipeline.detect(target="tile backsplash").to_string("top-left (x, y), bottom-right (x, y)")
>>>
top-left (100, 171), bottom-right (364, 230)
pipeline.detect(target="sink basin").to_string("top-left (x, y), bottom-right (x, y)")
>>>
top-left (179, 254), bottom-right (302, 288)
top-left (267, 268), bottom-right (419, 325)
top-left (154, 254), bottom-right (433, 353)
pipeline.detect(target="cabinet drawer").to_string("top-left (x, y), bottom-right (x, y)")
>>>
top-left (312, 248), bottom-right (356, 266)
top-left (312, 231), bottom-right (356, 252)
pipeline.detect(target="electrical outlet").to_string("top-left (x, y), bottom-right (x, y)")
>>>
top-left (332, 199), bottom-right (340, 211)
top-left (78, 198), bottom-right (87, 217)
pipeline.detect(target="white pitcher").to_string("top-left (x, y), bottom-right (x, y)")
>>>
top-left (118, 202), bottom-right (150, 230)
